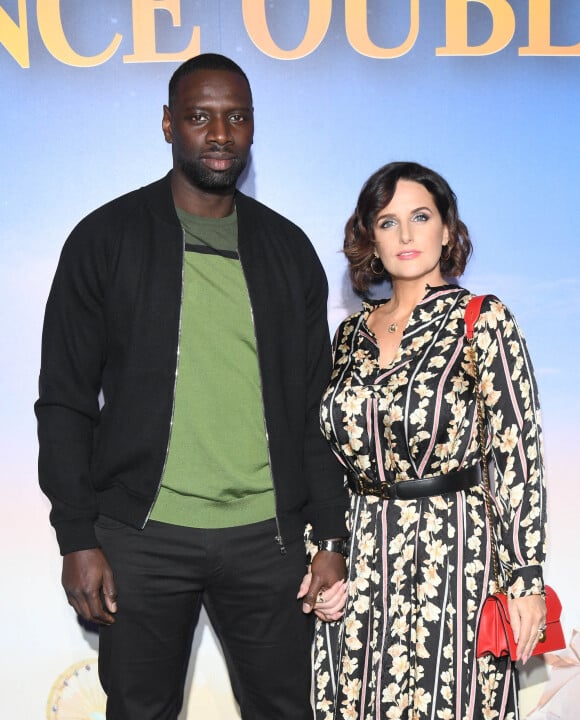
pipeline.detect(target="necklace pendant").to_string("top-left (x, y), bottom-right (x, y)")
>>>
top-left (387, 322), bottom-right (398, 333)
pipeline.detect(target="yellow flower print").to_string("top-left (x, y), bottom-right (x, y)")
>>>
top-left (389, 532), bottom-right (407, 555)
top-left (399, 503), bottom-right (420, 528)
top-left (382, 683), bottom-right (402, 704)
top-left (357, 531), bottom-right (375, 556)
top-left (425, 538), bottom-right (447, 564)
top-left (392, 615), bottom-right (410, 637)
top-left (480, 371), bottom-right (501, 407)
top-left (410, 406), bottom-right (428, 426)
top-left (344, 635), bottom-right (363, 652)
top-left (402, 545), bottom-right (415, 563)
top-left (467, 534), bottom-right (481, 554)
top-left (344, 419), bottom-right (364, 451)
top-left (440, 670), bottom-right (453, 684)
top-left (413, 687), bottom-right (432, 712)
top-left (508, 482), bottom-right (524, 509)
top-left (351, 574), bottom-right (369, 593)
top-left (437, 708), bottom-right (454, 719)
top-left (415, 620), bottom-right (429, 646)
top-left (316, 671), bottom-right (330, 691)
top-left (525, 529), bottom-right (541, 552)
top-left (421, 601), bottom-right (442, 622)
top-left (340, 443), bottom-right (354, 457)
top-left (342, 656), bottom-right (358, 675)
top-left (390, 653), bottom-right (410, 682)
top-left (359, 358), bottom-right (375, 377)
top-left (476, 329), bottom-right (492, 352)
top-left (389, 405), bottom-right (404, 422)
top-left (484, 340), bottom-right (499, 367)
top-left (342, 392), bottom-right (365, 417)
top-left (499, 424), bottom-right (518, 453)
top-left (429, 355), bottom-right (446, 368)
top-left (415, 383), bottom-right (434, 399)
top-left (421, 564), bottom-right (442, 595)
top-left (343, 677), bottom-right (362, 702)
top-left (353, 595), bottom-right (370, 614)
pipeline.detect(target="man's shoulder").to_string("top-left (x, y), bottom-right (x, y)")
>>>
top-left (79, 175), bottom-right (170, 229)
top-left (235, 191), bottom-right (307, 239)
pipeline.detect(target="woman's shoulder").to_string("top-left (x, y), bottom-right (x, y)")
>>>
top-left (462, 293), bottom-right (523, 338)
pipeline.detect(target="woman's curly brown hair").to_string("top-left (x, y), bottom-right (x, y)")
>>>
top-left (344, 161), bottom-right (472, 293)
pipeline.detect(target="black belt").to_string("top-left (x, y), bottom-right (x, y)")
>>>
top-left (348, 464), bottom-right (481, 500)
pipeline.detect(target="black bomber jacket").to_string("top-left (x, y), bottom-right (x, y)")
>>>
top-left (35, 173), bottom-right (348, 555)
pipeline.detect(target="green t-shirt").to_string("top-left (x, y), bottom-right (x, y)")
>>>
top-left (149, 207), bottom-right (275, 527)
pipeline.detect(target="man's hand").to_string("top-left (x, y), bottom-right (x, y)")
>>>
top-left (298, 550), bottom-right (347, 620)
top-left (62, 548), bottom-right (117, 625)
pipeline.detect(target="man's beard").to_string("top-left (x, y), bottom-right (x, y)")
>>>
top-left (180, 156), bottom-right (247, 192)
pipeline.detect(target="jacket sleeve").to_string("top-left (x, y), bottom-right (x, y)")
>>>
top-left (475, 296), bottom-right (546, 598)
top-left (35, 220), bottom-right (109, 555)
top-left (300, 241), bottom-right (349, 541)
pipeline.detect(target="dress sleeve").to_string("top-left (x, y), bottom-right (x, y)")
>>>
top-left (474, 296), bottom-right (546, 598)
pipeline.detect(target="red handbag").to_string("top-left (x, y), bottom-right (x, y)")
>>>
top-left (465, 296), bottom-right (565, 661)
top-left (476, 585), bottom-right (565, 660)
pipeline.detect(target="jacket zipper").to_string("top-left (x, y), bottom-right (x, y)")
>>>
top-left (143, 228), bottom-right (185, 525)
top-left (238, 241), bottom-right (286, 555)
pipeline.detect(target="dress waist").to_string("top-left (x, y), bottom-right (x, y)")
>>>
top-left (347, 464), bottom-right (481, 500)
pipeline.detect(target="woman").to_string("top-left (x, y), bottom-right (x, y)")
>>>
top-left (310, 162), bottom-right (547, 719)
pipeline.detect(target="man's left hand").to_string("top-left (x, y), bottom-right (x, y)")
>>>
top-left (298, 550), bottom-right (347, 620)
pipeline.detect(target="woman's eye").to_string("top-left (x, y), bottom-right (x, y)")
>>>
top-left (413, 212), bottom-right (429, 222)
top-left (379, 218), bottom-right (396, 229)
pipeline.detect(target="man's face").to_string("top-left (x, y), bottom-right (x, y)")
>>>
top-left (162, 69), bottom-right (254, 192)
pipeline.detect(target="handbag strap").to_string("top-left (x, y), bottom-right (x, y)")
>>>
top-left (464, 295), bottom-right (505, 593)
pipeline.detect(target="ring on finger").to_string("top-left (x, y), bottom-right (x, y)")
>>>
top-left (317, 591), bottom-right (325, 604)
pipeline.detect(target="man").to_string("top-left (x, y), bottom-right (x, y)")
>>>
top-left (36, 54), bottom-right (348, 720)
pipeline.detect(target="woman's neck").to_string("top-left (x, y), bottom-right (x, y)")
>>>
top-left (387, 278), bottom-right (439, 314)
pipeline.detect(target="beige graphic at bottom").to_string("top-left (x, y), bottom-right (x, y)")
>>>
top-left (47, 658), bottom-right (106, 720)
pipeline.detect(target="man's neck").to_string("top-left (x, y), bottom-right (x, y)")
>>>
top-left (170, 170), bottom-right (236, 218)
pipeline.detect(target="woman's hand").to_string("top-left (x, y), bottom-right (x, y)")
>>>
top-left (507, 593), bottom-right (547, 663)
top-left (298, 572), bottom-right (348, 622)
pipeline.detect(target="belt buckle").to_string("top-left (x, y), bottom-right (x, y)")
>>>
top-left (379, 482), bottom-right (394, 499)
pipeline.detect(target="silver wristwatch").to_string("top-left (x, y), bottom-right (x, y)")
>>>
top-left (317, 538), bottom-right (348, 556)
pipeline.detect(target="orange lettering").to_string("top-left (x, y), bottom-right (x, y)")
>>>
top-left (520, 0), bottom-right (580, 56)
top-left (437, 0), bottom-right (515, 56)
top-left (242, 0), bottom-right (331, 60)
top-left (123, 0), bottom-right (199, 63)
top-left (37, 0), bottom-right (121, 67)
top-left (345, 0), bottom-right (419, 58)
top-left (0, 0), bottom-right (29, 68)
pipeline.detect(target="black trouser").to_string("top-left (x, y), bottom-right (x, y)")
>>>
top-left (95, 516), bottom-right (314, 720)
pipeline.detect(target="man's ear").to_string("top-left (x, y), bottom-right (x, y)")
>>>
top-left (162, 105), bottom-right (173, 144)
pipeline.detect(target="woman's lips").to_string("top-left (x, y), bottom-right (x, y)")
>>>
top-left (397, 250), bottom-right (421, 259)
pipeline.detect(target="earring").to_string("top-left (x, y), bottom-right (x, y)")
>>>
top-left (370, 255), bottom-right (384, 276)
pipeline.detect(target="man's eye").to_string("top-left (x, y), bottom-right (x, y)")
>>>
top-left (229, 113), bottom-right (246, 122)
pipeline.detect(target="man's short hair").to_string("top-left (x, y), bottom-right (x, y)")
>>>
top-left (168, 53), bottom-right (252, 108)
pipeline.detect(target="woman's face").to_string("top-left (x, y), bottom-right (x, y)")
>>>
top-left (373, 180), bottom-right (449, 287)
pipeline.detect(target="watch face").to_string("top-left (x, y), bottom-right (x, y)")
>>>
top-left (47, 658), bottom-right (106, 720)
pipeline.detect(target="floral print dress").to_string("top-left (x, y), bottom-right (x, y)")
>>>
top-left (315, 285), bottom-right (546, 720)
